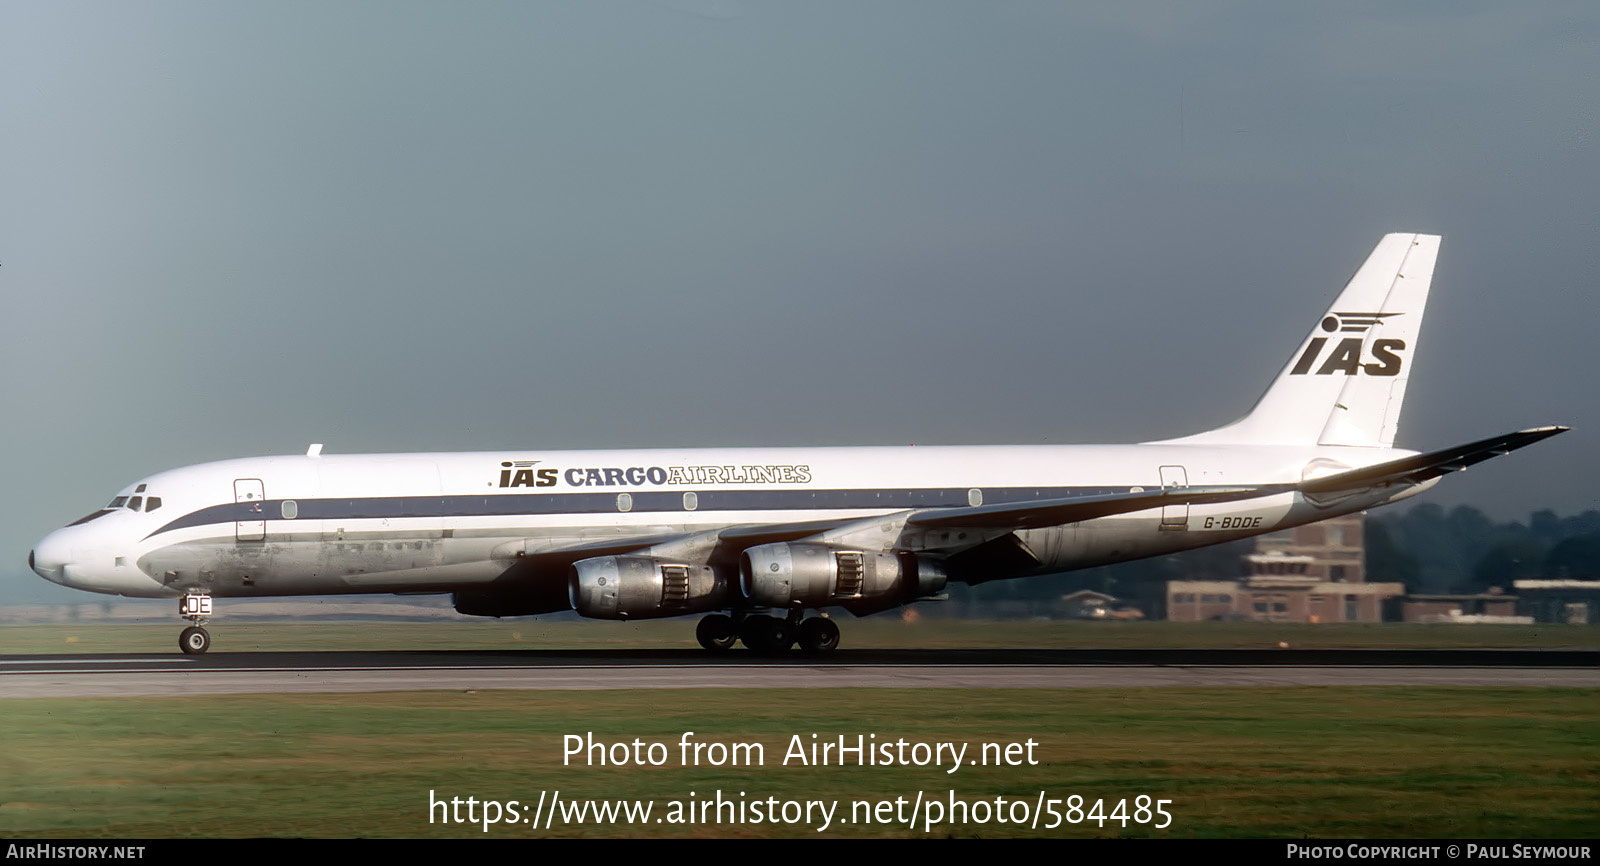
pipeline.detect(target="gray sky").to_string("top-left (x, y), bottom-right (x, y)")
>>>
top-left (3, 2), bottom-right (1597, 600)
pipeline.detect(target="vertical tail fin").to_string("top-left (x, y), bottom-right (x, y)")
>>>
top-left (1162, 233), bottom-right (1441, 447)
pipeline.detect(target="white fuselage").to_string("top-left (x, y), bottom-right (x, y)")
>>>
top-left (30, 441), bottom-right (1427, 602)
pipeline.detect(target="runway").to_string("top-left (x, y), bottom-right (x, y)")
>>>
top-left (3, 648), bottom-right (1595, 697)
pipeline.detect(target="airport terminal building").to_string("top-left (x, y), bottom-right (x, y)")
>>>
top-left (1166, 514), bottom-right (1404, 622)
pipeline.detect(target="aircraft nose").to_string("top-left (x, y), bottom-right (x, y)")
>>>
top-left (30, 531), bottom-right (72, 584)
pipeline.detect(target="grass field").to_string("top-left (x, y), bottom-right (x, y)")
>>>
top-left (4, 621), bottom-right (1595, 839)
top-left (1, 687), bottom-right (1595, 839)
top-left (3, 618), bottom-right (1597, 654)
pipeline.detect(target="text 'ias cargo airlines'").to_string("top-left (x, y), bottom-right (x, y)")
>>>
top-left (30, 234), bottom-right (1567, 655)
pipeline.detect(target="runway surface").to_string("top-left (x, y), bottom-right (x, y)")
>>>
top-left (3, 648), bottom-right (1595, 697)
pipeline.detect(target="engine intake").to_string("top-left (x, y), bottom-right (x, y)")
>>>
top-left (740, 542), bottom-right (946, 613)
top-left (569, 555), bottom-right (729, 619)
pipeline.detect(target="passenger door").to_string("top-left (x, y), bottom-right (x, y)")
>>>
top-left (1158, 465), bottom-right (1188, 531)
top-left (235, 478), bottom-right (266, 542)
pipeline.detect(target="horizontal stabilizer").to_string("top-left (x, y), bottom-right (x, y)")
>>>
top-left (906, 484), bottom-right (1290, 531)
top-left (1299, 426), bottom-right (1570, 495)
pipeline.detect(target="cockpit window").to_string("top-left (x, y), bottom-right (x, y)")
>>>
top-left (146, 496), bottom-right (162, 512)
top-left (126, 496), bottom-right (143, 511)
top-left (135, 484), bottom-right (147, 493)
top-left (107, 496), bottom-right (129, 509)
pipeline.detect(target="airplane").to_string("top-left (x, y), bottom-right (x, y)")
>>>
top-left (28, 233), bottom-right (1567, 655)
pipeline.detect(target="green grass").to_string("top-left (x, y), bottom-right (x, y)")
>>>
top-left (1, 688), bottom-right (1594, 838)
top-left (3, 618), bottom-right (1596, 654)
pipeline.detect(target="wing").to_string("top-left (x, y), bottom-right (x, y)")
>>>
top-left (510, 484), bottom-right (1294, 568)
top-left (1299, 426), bottom-right (1569, 496)
top-left (904, 484), bottom-right (1292, 531)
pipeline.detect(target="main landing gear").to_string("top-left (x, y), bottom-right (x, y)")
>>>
top-left (696, 614), bottom-right (739, 652)
top-left (695, 611), bottom-right (840, 656)
top-left (178, 594), bottom-right (213, 655)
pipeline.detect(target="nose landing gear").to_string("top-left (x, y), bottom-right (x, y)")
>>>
top-left (178, 594), bottom-right (213, 655)
top-left (179, 625), bottom-right (211, 655)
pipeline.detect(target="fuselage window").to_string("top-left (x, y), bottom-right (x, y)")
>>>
top-left (145, 497), bottom-right (162, 512)
top-left (126, 496), bottom-right (143, 511)
top-left (616, 493), bottom-right (632, 513)
top-left (281, 500), bottom-right (298, 520)
top-left (683, 491), bottom-right (698, 511)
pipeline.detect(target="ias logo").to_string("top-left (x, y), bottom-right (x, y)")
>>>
top-left (1289, 311), bottom-right (1405, 376)
top-left (499, 461), bottom-right (557, 488)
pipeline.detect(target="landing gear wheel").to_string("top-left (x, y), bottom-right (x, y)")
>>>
top-left (740, 615), bottom-right (794, 655)
top-left (796, 617), bottom-right (840, 656)
top-left (177, 593), bottom-right (214, 655)
top-left (179, 626), bottom-right (211, 655)
top-left (696, 614), bottom-right (738, 652)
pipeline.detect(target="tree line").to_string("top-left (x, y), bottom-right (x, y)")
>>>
top-left (1367, 504), bottom-right (1600, 594)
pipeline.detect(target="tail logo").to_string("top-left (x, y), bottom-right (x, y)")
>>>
top-left (1291, 311), bottom-right (1406, 377)
top-left (1321, 311), bottom-right (1400, 333)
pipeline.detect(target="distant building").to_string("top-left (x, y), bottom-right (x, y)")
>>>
top-left (1166, 513), bottom-right (1404, 622)
top-left (1251, 512), bottom-right (1366, 582)
top-left (1401, 589), bottom-right (1529, 624)
top-left (1513, 580), bottom-right (1600, 624)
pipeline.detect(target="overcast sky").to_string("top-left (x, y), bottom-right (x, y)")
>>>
top-left (3, 2), bottom-right (1597, 600)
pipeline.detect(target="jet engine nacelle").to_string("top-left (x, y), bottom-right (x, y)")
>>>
top-left (568, 555), bottom-right (729, 620)
top-left (740, 542), bottom-right (947, 613)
